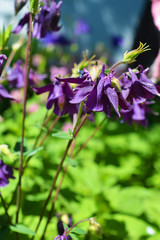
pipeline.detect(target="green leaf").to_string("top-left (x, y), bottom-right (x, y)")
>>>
top-left (9, 224), bottom-right (35, 236)
top-left (4, 25), bottom-right (11, 46)
top-left (66, 157), bottom-right (78, 167)
top-left (69, 233), bottom-right (79, 240)
top-left (70, 227), bottom-right (87, 235)
top-left (0, 24), bottom-right (11, 50)
top-left (52, 130), bottom-right (73, 140)
top-left (24, 146), bottom-right (44, 158)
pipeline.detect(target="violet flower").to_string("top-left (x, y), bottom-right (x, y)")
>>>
top-left (41, 33), bottom-right (72, 46)
top-left (7, 60), bottom-right (24, 88)
top-left (54, 234), bottom-right (68, 240)
top-left (111, 35), bottom-right (124, 47)
top-left (56, 213), bottom-right (72, 240)
top-left (0, 85), bottom-right (14, 100)
top-left (56, 66), bottom-right (128, 118)
top-left (7, 60), bottom-right (47, 88)
top-left (121, 100), bottom-right (155, 127)
top-left (0, 54), bottom-right (7, 76)
top-left (121, 66), bottom-right (160, 103)
top-left (33, 80), bottom-right (77, 116)
top-left (13, 0), bottom-right (62, 39)
top-left (0, 160), bottom-right (15, 187)
top-left (74, 19), bottom-right (90, 35)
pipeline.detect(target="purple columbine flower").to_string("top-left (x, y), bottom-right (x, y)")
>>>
top-left (7, 60), bottom-right (24, 88)
top-left (56, 66), bottom-right (128, 118)
top-left (33, 80), bottom-right (77, 116)
top-left (121, 100), bottom-right (155, 127)
top-left (13, 0), bottom-right (62, 39)
top-left (0, 160), bottom-right (15, 187)
top-left (0, 54), bottom-right (7, 76)
top-left (121, 66), bottom-right (160, 103)
top-left (0, 85), bottom-right (14, 100)
top-left (54, 234), bottom-right (68, 240)
top-left (7, 60), bottom-right (47, 88)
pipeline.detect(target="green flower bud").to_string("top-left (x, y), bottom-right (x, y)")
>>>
top-left (89, 65), bottom-right (102, 81)
top-left (89, 218), bottom-right (102, 238)
top-left (30, 0), bottom-right (39, 15)
top-left (122, 42), bottom-right (151, 64)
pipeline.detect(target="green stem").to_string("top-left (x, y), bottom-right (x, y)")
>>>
top-left (0, 192), bottom-right (12, 224)
top-left (65, 218), bottom-right (90, 235)
top-left (73, 116), bottom-right (107, 159)
top-left (37, 116), bottom-right (60, 148)
top-left (33, 110), bottom-right (53, 148)
top-left (40, 113), bottom-right (88, 239)
top-left (34, 102), bottom-right (84, 236)
top-left (16, 13), bottom-right (33, 224)
top-left (109, 60), bottom-right (124, 72)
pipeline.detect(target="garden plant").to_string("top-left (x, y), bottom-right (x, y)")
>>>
top-left (0, 0), bottom-right (160, 240)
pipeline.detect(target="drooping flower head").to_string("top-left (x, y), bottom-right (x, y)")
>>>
top-left (121, 65), bottom-right (160, 103)
top-left (121, 100), bottom-right (156, 127)
top-left (33, 80), bottom-right (77, 116)
top-left (55, 213), bottom-right (72, 240)
top-left (0, 160), bottom-right (15, 187)
top-left (56, 65), bottom-right (128, 118)
top-left (13, 0), bottom-right (63, 39)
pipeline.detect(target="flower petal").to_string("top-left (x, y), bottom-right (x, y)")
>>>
top-left (105, 87), bottom-right (120, 116)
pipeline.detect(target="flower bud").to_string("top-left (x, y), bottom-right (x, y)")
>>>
top-left (122, 42), bottom-right (151, 64)
top-left (89, 65), bottom-right (102, 81)
top-left (89, 218), bottom-right (102, 238)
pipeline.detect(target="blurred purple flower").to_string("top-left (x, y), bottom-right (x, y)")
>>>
top-left (56, 213), bottom-right (72, 240)
top-left (0, 85), bottom-right (14, 100)
top-left (0, 54), bottom-right (7, 76)
top-left (121, 100), bottom-right (155, 127)
top-left (111, 35), bottom-right (124, 47)
top-left (0, 160), bottom-right (15, 187)
top-left (54, 234), bottom-right (68, 240)
top-left (7, 60), bottom-right (24, 88)
top-left (50, 66), bottom-right (69, 81)
top-left (74, 19), bottom-right (90, 35)
top-left (7, 60), bottom-right (47, 88)
top-left (13, 0), bottom-right (62, 39)
top-left (41, 33), bottom-right (72, 46)
top-left (33, 80), bottom-right (77, 116)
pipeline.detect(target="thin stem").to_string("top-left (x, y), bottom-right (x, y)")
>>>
top-left (65, 219), bottom-right (90, 235)
top-left (40, 164), bottom-right (68, 240)
top-left (37, 115), bottom-right (60, 148)
top-left (0, 192), bottom-right (12, 225)
top-left (34, 102), bottom-right (84, 236)
top-left (73, 116), bottom-right (107, 159)
top-left (40, 113), bottom-right (88, 239)
top-left (109, 60), bottom-right (124, 72)
top-left (33, 110), bottom-right (53, 148)
top-left (16, 13), bottom-right (33, 224)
